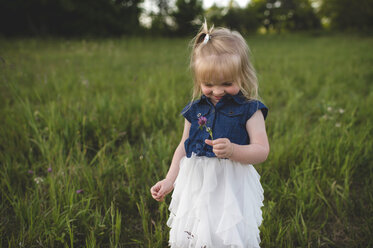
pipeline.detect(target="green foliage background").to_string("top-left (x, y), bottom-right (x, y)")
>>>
top-left (1, 0), bottom-right (372, 36)
top-left (0, 34), bottom-right (372, 247)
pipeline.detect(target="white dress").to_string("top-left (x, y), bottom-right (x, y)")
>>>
top-left (167, 153), bottom-right (264, 248)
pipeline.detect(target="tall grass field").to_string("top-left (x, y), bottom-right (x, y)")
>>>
top-left (1, 34), bottom-right (372, 247)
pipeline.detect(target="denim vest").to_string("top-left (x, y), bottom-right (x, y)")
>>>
top-left (181, 92), bottom-right (268, 158)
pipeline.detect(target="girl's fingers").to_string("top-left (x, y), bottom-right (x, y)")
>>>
top-left (213, 148), bottom-right (228, 157)
top-left (213, 146), bottom-right (229, 153)
top-left (151, 180), bottom-right (173, 201)
top-left (151, 182), bottom-right (169, 201)
top-left (213, 149), bottom-right (221, 156)
top-left (151, 183), bottom-right (162, 196)
top-left (212, 138), bottom-right (228, 145)
top-left (155, 182), bottom-right (162, 190)
top-left (152, 190), bottom-right (158, 196)
top-left (156, 194), bottom-right (164, 201)
top-left (213, 143), bottom-right (228, 150)
top-left (205, 139), bottom-right (213, 146)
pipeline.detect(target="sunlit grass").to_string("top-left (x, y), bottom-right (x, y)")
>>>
top-left (0, 34), bottom-right (372, 247)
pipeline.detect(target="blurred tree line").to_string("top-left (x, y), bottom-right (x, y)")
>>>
top-left (0, 0), bottom-right (142, 36)
top-left (0, 0), bottom-right (372, 36)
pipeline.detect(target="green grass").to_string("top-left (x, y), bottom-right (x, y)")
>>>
top-left (0, 34), bottom-right (372, 247)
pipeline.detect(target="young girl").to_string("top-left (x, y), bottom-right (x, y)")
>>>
top-left (150, 22), bottom-right (269, 248)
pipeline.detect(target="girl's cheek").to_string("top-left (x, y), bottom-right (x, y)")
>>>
top-left (202, 88), bottom-right (211, 96)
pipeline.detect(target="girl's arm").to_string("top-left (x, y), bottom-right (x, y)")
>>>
top-left (165, 119), bottom-right (191, 183)
top-left (231, 109), bottom-right (269, 164)
top-left (205, 110), bottom-right (269, 164)
top-left (150, 119), bottom-right (191, 201)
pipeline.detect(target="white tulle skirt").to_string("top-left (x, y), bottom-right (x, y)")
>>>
top-left (167, 154), bottom-right (264, 248)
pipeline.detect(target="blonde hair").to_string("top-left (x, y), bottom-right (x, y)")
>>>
top-left (190, 22), bottom-right (259, 101)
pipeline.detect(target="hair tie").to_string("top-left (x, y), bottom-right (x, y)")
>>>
top-left (203, 34), bottom-right (210, 44)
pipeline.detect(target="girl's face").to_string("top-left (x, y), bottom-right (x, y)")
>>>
top-left (201, 79), bottom-right (240, 105)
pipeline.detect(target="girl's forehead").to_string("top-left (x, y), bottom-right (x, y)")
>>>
top-left (197, 68), bottom-right (235, 84)
top-left (195, 54), bottom-right (240, 84)
top-left (202, 74), bottom-right (234, 84)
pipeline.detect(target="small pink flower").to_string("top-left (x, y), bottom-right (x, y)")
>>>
top-left (197, 116), bottom-right (213, 140)
top-left (28, 170), bottom-right (33, 174)
top-left (198, 116), bottom-right (207, 126)
top-left (76, 189), bottom-right (84, 194)
top-left (47, 167), bottom-right (52, 173)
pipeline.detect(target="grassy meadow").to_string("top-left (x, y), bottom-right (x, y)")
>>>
top-left (0, 34), bottom-right (372, 247)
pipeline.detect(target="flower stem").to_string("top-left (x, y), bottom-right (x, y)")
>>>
top-left (206, 127), bottom-right (213, 141)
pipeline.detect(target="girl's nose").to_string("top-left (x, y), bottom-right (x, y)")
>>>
top-left (213, 87), bottom-right (224, 96)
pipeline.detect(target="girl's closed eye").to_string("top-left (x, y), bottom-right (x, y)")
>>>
top-left (203, 82), bottom-right (232, 87)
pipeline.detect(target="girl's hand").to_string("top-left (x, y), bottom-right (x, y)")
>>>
top-left (150, 178), bottom-right (174, 202)
top-left (205, 138), bottom-right (234, 159)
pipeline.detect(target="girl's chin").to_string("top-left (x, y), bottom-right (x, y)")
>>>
top-left (208, 96), bottom-right (221, 105)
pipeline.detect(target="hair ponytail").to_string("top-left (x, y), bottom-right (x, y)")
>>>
top-left (192, 20), bottom-right (215, 49)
